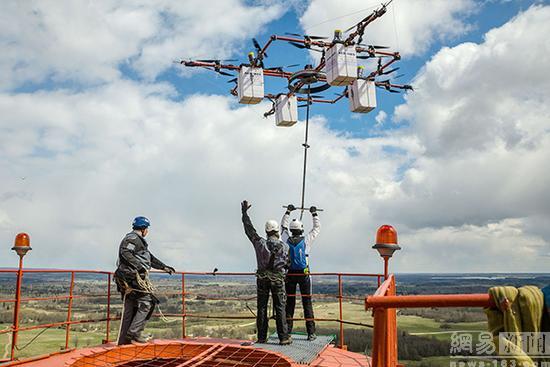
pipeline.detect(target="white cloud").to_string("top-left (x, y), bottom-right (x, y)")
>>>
top-left (375, 110), bottom-right (387, 125)
top-left (376, 5), bottom-right (550, 267)
top-left (397, 218), bottom-right (548, 272)
top-left (0, 0), bottom-right (283, 90)
top-left (0, 81), bottom-right (414, 271)
top-left (0, 3), bottom-right (549, 273)
top-left (299, 0), bottom-right (475, 57)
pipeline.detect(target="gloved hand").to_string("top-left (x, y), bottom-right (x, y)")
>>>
top-left (309, 206), bottom-right (317, 214)
top-left (164, 266), bottom-right (176, 275)
top-left (287, 204), bottom-right (296, 212)
top-left (241, 200), bottom-right (251, 213)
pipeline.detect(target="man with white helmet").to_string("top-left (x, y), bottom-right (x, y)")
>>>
top-left (241, 200), bottom-right (292, 345)
top-left (281, 205), bottom-right (321, 341)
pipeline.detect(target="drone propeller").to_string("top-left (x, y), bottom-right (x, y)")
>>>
top-left (201, 66), bottom-right (234, 77)
top-left (380, 67), bottom-right (400, 75)
top-left (288, 42), bottom-right (324, 52)
top-left (196, 59), bottom-right (238, 63)
top-left (265, 64), bottom-right (300, 72)
top-left (376, 83), bottom-right (401, 93)
top-left (252, 38), bottom-right (267, 58)
top-left (285, 32), bottom-right (328, 40)
top-left (357, 54), bottom-right (386, 60)
top-left (227, 77), bottom-right (238, 83)
top-left (357, 44), bottom-right (389, 49)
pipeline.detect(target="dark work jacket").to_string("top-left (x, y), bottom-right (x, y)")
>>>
top-left (242, 212), bottom-right (289, 274)
top-left (115, 231), bottom-right (167, 290)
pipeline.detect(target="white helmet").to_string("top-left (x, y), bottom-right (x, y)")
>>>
top-left (289, 219), bottom-right (304, 231)
top-left (265, 220), bottom-right (279, 233)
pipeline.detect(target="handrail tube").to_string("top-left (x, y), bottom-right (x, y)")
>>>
top-left (373, 274), bottom-right (393, 297)
top-left (105, 273), bottom-right (112, 343)
top-left (0, 269), bottom-right (380, 361)
top-left (0, 269), bottom-right (112, 274)
top-left (181, 273), bottom-right (186, 338)
top-left (366, 293), bottom-right (494, 309)
top-left (10, 256), bottom-right (24, 360)
top-left (64, 271), bottom-right (75, 349)
top-left (338, 274), bottom-right (344, 349)
top-left (0, 317), bottom-right (116, 334)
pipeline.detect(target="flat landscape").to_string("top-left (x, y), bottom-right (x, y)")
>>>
top-left (1, 272), bottom-right (549, 366)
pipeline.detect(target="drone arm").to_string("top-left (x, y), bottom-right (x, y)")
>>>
top-left (343, 1), bottom-right (392, 46)
top-left (368, 55), bottom-right (399, 79)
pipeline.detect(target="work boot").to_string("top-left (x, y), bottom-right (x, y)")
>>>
top-left (130, 333), bottom-right (150, 344)
top-left (307, 334), bottom-right (317, 341)
top-left (255, 339), bottom-right (268, 344)
top-left (279, 336), bottom-right (293, 345)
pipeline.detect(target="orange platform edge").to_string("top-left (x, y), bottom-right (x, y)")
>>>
top-left (1, 338), bottom-right (371, 367)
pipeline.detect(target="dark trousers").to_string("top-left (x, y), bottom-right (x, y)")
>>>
top-left (285, 273), bottom-right (316, 335)
top-left (117, 292), bottom-right (155, 345)
top-left (257, 277), bottom-right (289, 342)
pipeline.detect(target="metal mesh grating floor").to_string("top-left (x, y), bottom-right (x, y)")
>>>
top-left (254, 333), bottom-right (335, 364)
top-left (68, 342), bottom-right (293, 367)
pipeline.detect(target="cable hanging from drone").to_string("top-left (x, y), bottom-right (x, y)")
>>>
top-left (177, 0), bottom-right (411, 216)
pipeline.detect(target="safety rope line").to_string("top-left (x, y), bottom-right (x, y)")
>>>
top-left (2, 326), bottom-right (11, 360)
top-left (299, 86), bottom-right (311, 221)
top-left (121, 272), bottom-right (179, 324)
top-left (14, 325), bottom-right (54, 352)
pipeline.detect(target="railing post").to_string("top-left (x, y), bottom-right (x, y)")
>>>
top-left (386, 276), bottom-right (398, 367)
top-left (105, 273), bottom-right (112, 343)
top-left (338, 274), bottom-right (345, 349)
top-left (371, 274), bottom-right (398, 367)
top-left (371, 307), bottom-right (388, 367)
top-left (10, 256), bottom-right (24, 361)
top-left (181, 273), bottom-right (186, 338)
top-left (65, 271), bottom-right (75, 350)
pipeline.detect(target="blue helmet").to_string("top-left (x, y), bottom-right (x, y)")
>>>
top-left (132, 216), bottom-right (150, 230)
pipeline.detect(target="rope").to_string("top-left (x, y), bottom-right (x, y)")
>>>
top-left (15, 325), bottom-right (54, 352)
top-left (299, 86), bottom-right (311, 221)
top-left (119, 272), bottom-right (179, 324)
top-left (115, 292), bottom-right (127, 344)
top-left (304, 3), bottom-right (380, 32)
top-left (133, 272), bottom-right (179, 324)
top-left (2, 326), bottom-right (12, 360)
top-left (392, 0), bottom-right (400, 50)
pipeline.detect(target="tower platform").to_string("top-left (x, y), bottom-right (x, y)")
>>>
top-left (5, 338), bottom-right (370, 367)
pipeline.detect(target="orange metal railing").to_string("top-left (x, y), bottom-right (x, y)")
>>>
top-left (366, 274), bottom-right (495, 367)
top-left (0, 268), bottom-right (382, 364)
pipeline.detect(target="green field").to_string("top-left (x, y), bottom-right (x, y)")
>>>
top-left (1, 298), bottom-right (489, 364)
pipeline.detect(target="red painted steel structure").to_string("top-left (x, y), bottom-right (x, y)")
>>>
top-left (0, 267), bottom-right (381, 364)
top-left (365, 275), bottom-right (495, 367)
top-left (1, 229), bottom-right (499, 367)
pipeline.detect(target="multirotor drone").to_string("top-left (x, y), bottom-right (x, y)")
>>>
top-left (178, 1), bottom-right (412, 127)
top-left (177, 1), bottom-right (411, 217)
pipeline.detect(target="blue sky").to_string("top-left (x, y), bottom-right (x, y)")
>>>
top-left (165, 0), bottom-right (543, 137)
top-left (0, 0), bottom-right (549, 272)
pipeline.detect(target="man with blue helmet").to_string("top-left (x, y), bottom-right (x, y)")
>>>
top-left (281, 205), bottom-right (321, 341)
top-left (114, 216), bottom-right (176, 345)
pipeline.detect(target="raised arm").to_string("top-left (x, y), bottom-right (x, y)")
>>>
top-left (305, 206), bottom-right (321, 247)
top-left (280, 204), bottom-right (295, 243)
top-left (241, 200), bottom-right (261, 244)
